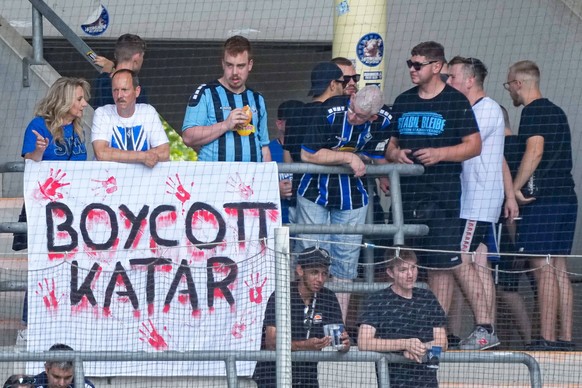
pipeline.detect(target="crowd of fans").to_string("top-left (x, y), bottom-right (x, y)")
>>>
top-left (12, 32), bottom-right (578, 387)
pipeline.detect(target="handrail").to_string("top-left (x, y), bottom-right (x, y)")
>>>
top-left (28, 0), bottom-right (101, 71)
top-left (0, 349), bottom-right (542, 388)
top-left (23, 0), bottom-right (101, 86)
top-left (0, 161), bottom-right (430, 241)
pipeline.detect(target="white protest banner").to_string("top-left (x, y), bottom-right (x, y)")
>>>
top-left (24, 160), bottom-right (280, 376)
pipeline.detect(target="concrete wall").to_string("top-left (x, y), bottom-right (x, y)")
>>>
top-left (0, 15), bottom-right (94, 199)
top-left (2, 0), bottom-right (335, 41)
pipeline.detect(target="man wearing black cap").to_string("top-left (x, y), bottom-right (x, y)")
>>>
top-left (253, 247), bottom-right (349, 388)
top-left (283, 61), bottom-right (346, 163)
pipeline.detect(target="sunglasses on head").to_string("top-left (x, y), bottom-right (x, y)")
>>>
top-left (343, 74), bottom-right (361, 83)
top-left (406, 59), bottom-right (438, 71)
top-left (4, 376), bottom-right (35, 388)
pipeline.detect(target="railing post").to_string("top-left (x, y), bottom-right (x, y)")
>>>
top-left (376, 356), bottom-right (390, 388)
top-left (275, 227), bottom-right (292, 388)
top-left (31, 7), bottom-right (44, 63)
top-left (23, 6), bottom-right (46, 87)
top-left (73, 355), bottom-right (85, 388)
top-left (363, 177), bottom-right (377, 283)
top-left (225, 355), bottom-right (238, 388)
top-left (28, 0), bottom-right (101, 70)
top-left (388, 169), bottom-right (405, 245)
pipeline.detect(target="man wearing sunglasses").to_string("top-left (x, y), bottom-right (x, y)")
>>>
top-left (332, 57), bottom-right (360, 96)
top-left (296, 85), bottom-right (391, 322)
top-left (505, 60), bottom-right (577, 351)
top-left (385, 41), bottom-right (482, 328)
top-left (283, 62), bottom-right (346, 163)
top-left (446, 56), bottom-right (519, 350)
top-left (253, 247), bottom-right (349, 388)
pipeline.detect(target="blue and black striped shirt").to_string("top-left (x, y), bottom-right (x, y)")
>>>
top-left (182, 80), bottom-right (269, 162)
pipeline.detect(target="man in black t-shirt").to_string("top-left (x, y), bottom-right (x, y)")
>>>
top-left (385, 41), bottom-right (483, 337)
top-left (358, 248), bottom-right (447, 388)
top-left (253, 247), bottom-right (350, 388)
top-left (504, 60), bottom-right (577, 351)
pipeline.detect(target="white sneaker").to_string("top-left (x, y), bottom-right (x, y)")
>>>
top-left (459, 326), bottom-right (500, 350)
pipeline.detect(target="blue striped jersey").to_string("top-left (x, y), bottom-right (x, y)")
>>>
top-left (182, 80), bottom-right (269, 162)
top-left (298, 95), bottom-right (392, 210)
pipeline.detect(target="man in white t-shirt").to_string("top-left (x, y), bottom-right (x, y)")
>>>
top-left (447, 56), bottom-right (518, 350)
top-left (91, 69), bottom-right (169, 167)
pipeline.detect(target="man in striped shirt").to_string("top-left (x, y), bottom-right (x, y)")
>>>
top-left (181, 35), bottom-right (270, 162)
top-left (296, 85), bottom-right (391, 321)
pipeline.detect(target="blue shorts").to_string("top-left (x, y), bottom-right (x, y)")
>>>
top-left (516, 199), bottom-right (577, 255)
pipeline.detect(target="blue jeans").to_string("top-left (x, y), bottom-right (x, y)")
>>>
top-left (295, 195), bottom-right (367, 279)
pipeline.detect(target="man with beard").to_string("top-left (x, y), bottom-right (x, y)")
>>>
top-left (253, 247), bottom-right (350, 388)
top-left (504, 60), bottom-right (577, 351)
top-left (181, 35), bottom-right (270, 162)
top-left (332, 57), bottom-right (360, 96)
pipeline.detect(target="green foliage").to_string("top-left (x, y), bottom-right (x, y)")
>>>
top-left (160, 116), bottom-right (197, 161)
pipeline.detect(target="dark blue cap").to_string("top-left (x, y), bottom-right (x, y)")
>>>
top-left (308, 62), bottom-right (343, 97)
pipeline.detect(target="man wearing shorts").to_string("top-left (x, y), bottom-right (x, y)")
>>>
top-left (505, 60), bottom-right (577, 350)
top-left (385, 41), bottom-right (481, 329)
top-left (446, 56), bottom-right (519, 349)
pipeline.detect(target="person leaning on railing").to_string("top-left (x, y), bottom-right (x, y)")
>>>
top-left (16, 77), bottom-right (91, 346)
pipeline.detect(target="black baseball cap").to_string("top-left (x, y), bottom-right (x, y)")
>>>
top-left (296, 247), bottom-right (331, 268)
top-left (308, 62), bottom-right (343, 97)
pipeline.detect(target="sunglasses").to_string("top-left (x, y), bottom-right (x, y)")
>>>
top-left (343, 74), bottom-right (361, 83)
top-left (406, 59), bottom-right (438, 71)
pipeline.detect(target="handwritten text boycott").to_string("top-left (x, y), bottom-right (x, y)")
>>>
top-left (46, 201), bottom-right (277, 252)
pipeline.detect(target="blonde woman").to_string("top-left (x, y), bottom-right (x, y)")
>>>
top-left (22, 77), bottom-right (90, 161)
top-left (16, 77), bottom-right (90, 344)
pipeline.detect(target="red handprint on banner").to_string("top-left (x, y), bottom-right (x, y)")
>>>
top-left (166, 173), bottom-right (192, 203)
top-left (231, 311), bottom-right (256, 339)
top-left (244, 273), bottom-right (267, 304)
top-left (139, 319), bottom-right (169, 351)
top-left (166, 173), bottom-right (193, 215)
top-left (35, 278), bottom-right (63, 311)
top-left (226, 173), bottom-right (254, 200)
top-left (91, 175), bottom-right (118, 200)
top-left (36, 168), bottom-right (70, 201)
